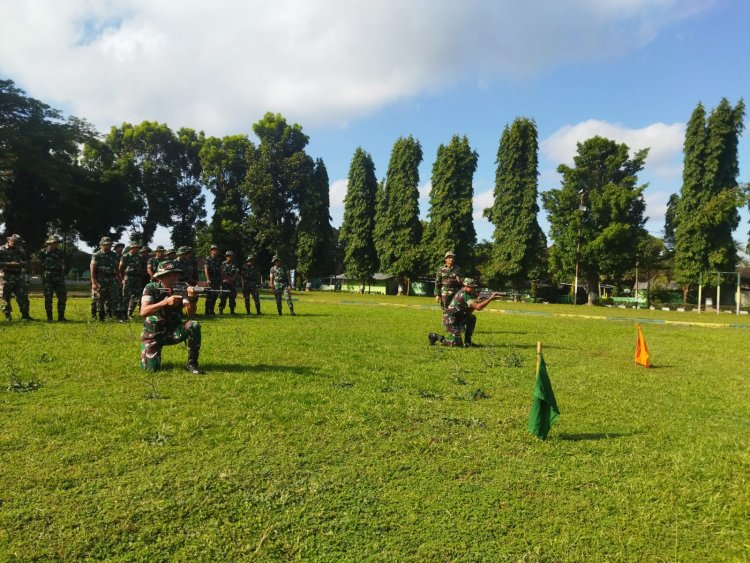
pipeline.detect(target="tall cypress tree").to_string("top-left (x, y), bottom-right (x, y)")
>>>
top-left (673, 99), bottom-right (745, 300)
top-left (423, 135), bottom-right (478, 273)
top-left (374, 135), bottom-right (423, 293)
top-left (484, 118), bottom-right (546, 291)
top-left (296, 158), bottom-right (332, 287)
top-left (340, 148), bottom-right (378, 291)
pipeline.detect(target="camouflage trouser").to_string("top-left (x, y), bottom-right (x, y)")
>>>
top-left (122, 276), bottom-right (142, 317)
top-left (441, 311), bottom-right (476, 346)
top-left (204, 279), bottom-right (220, 314)
top-left (242, 285), bottom-right (260, 314)
top-left (42, 275), bottom-right (67, 318)
top-left (140, 316), bottom-right (201, 371)
top-left (440, 291), bottom-right (457, 311)
top-left (273, 284), bottom-right (293, 313)
top-left (95, 276), bottom-right (121, 320)
top-left (1, 277), bottom-right (29, 317)
top-left (218, 283), bottom-right (237, 313)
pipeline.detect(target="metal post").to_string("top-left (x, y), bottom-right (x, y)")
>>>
top-left (635, 261), bottom-right (639, 308)
top-left (737, 272), bottom-right (741, 316)
top-left (716, 273), bottom-right (721, 315)
top-left (697, 272), bottom-right (702, 314)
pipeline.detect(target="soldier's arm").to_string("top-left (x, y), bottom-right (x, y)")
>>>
top-left (470, 293), bottom-right (498, 311)
top-left (90, 258), bottom-right (98, 289)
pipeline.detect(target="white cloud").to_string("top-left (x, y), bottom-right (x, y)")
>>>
top-left (472, 189), bottom-right (495, 221)
top-left (0, 0), bottom-right (707, 134)
top-left (540, 119), bottom-right (686, 180)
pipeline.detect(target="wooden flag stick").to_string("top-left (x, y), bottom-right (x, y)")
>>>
top-left (536, 341), bottom-right (542, 376)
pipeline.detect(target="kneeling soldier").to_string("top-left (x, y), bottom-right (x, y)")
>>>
top-left (139, 260), bottom-right (204, 374)
top-left (429, 278), bottom-right (498, 347)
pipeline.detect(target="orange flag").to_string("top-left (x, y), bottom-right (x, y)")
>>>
top-left (635, 324), bottom-right (651, 368)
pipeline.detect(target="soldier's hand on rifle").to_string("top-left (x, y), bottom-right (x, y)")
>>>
top-left (435, 295), bottom-right (440, 303)
top-left (187, 286), bottom-right (197, 299)
top-left (166, 295), bottom-right (182, 306)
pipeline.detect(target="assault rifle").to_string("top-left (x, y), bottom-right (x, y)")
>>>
top-left (477, 288), bottom-right (512, 302)
top-left (156, 282), bottom-right (229, 298)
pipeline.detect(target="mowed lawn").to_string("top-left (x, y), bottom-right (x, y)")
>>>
top-left (1, 294), bottom-right (748, 561)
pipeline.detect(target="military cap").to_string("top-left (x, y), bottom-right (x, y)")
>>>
top-left (46, 235), bottom-right (62, 244)
top-left (99, 236), bottom-right (113, 245)
top-left (113, 242), bottom-right (125, 248)
top-left (140, 246), bottom-right (150, 253)
top-left (152, 260), bottom-right (183, 278)
top-left (155, 245), bottom-right (165, 252)
top-left (272, 254), bottom-right (281, 262)
top-left (7, 234), bottom-right (23, 243)
top-left (444, 250), bottom-right (456, 258)
top-left (462, 277), bottom-right (478, 288)
top-left (246, 255), bottom-right (255, 262)
top-left (128, 239), bottom-right (143, 248)
top-left (176, 246), bottom-right (190, 255)
top-left (210, 244), bottom-right (218, 250)
top-left (225, 250), bottom-right (234, 256)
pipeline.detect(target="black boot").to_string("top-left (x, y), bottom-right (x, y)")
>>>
top-left (289, 305), bottom-right (295, 316)
top-left (21, 311), bottom-right (34, 321)
top-left (277, 305), bottom-right (282, 316)
top-left (58, 305), bottom-right (67, 322)
top-left (428, 333), bottom-right (440, 346)
top-left (186, 349), bottom-right (205, 374)
top-left (46, 306), bottom-right (54, 323)
top-left (4, 312), bottom-right (10, 321)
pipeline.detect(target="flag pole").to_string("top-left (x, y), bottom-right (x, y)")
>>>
top-left (536, 341), bottom-right (542, 376)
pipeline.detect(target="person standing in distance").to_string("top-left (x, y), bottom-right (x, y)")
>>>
top-left (218, 250), bottom-right (238, 315)
top-left (434, 250), bottom-right (462, 311)
top-left (269, 255), bottom-right (295, 316)
top-left (0, 234), bottom-right (32, 321)
top-left (203, 244), bottom-right (222, 316)
top-left (39, 235), bottom-right (67, 322)
top-left (241, 255), bottom-right (261, 315)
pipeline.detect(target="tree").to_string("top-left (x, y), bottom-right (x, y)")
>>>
top-left (423, 134), bottom-right (478, 274)
top-left (340, 148), bottom-right (379, 291)
top-left (170, 128), bottom-right (207, 248)
top-left (242, 113), bottom-right (314, 268)
top-left (543, 136), bottom-right (648, 305)
top-left (296, 158), bottom-right (333, 287)
top-left (484, 118), bottom-right (547, 291)
top-left (673, 99), bottom-right (745, 301)
top-left (374, 135), bottom-right (423, 293)
top-left (663, 193), bottom-right (680, 252)
top-left (200, 134), bottom-right (254, 255)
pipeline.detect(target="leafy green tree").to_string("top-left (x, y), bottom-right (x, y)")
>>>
top-left (673, 99), bottom-right (745, 300)
top-left (243, 113), bottom-right (314, 268)
top-left (374, 135), bottom-right (423, 293)
top-left (484, 118), bottom-right (547, 291)
top-left (663, 193), bottom-right (680, 252)
top-left (170, 128), bottom-right (207, 248)
top-left (200, 134), bottom-right (254, 255)
top-left (423, 135), bottom-right (478, 273)
top-left (543, 136), bottom-right (648, 305)
top-left (296, 158), bottom-right (333, 287)
top-left (340, 148), bottom-right (379, 290)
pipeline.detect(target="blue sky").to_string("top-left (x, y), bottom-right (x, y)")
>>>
top-left (1, 0), bottom-right (747, 248)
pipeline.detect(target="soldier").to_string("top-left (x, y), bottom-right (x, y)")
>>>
top-left (119, 240), bottom-right (144, 319)
top-left (269, 255), bottom-right (295, 316)
top-left (139, 260), bottom-right (203, 374)
top-left (218, 251), bottom-right (238, 315)
top-left (39, 235), bottom-right (67, 322)
top-left (428, 278), bottom-right (498, 347)
top-left (435, 250), bottom-right (462, 311)
top-left (139, 246), bottom-right (151, 289)
top-left (166, 248), bottom-right (177, 260)
top-left (90, 236), bottom-right (122, 322)
top-left (185, 247), bottom-right (199, 285)
top-left (0, 234), bottom-right (32, 321)
top-left (203, 244), bottom-right (222, 316)
top-left (113, 242), bottom-right (125, 287)
top-left (148, 246), bottom-right (166, 280)
top-left (241, 255), bottom-right (261, 315)
top-left (174, 247), bottom-right (190, 283)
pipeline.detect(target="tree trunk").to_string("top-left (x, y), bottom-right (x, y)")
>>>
top-left (586, 274), bottom-right (598, 305)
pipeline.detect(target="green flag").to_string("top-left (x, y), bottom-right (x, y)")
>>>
top-left (528, 352), bottom-right (560, 440)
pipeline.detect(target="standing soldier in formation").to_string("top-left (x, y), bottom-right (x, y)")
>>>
top-left (203, 244), bottom-right (222, 316)
top-left (90, 237), bottom-right (122, 322)
top-left (148, 246), bottom-right (166, 280)
top-left (428, 278), bottom-right (497, 347)
top-left (218, 251), bottom-right (238, 315)
top-left (39, 235), bottom-right (67, 322)
top-left (113, 242), bottom-right (125, 287)
top-left (139, 246), bottom-right (151, 289)
top-left (119, 240), bottom-right (144, 319)
top-left (241, 255), bottom-right (261, 315)
top-left (435, 250), bottom-right (462, 311)
top-left (186, 248), bottom-right (199, 285)
top-left (174, 247), bottom-right (190, 283)
top-left (269, 255), bottom-right (295, 316)
top-left (139, 260), bottom-right (204, 374)
top-left (0, 234), bottom-right (32, 321)
top-left (166, 248), bottom-right (177, 261)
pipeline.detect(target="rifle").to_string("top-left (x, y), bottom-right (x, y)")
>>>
top-left (477, 289), bottom-right (512, 302)
top-left (156, 282), bottom-right (230, 298)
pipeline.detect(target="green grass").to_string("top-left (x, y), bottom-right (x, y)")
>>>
top-left (1, 294), bottom-right (748, 561)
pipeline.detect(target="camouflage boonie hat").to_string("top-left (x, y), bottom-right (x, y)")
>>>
top-left (462, 277), bottom-right (478, 288)
top-left (155, 245), bottom-right (165, 252)
top-left (225, 250), bottom-right (234, 256)
top-left (210, 244), bottom-right (218, 250)
top-left (46, 235), bottom-right (62, 244)
top-left (176, 246), bottom-right (190, 255)
top-left (444, 250), bottom-right (455, 258)
top-left (128, 240), bottom-right (143, 248)
top-left (246, 255), bottom-right (255, 262)
top-left (99, 236), bottom-right (113, 245)
top-left (140, 246), bottom-right (150, 253)
top-left (152, 260), bottom-right (183, 278)
top-left (272, 254), bottom-right (281, 262)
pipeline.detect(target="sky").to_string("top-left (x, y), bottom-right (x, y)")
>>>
top-left (1, 0), bottom-right (748, 250)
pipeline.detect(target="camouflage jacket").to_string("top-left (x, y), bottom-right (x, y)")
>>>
top-left (0, 245), bottom-right (26, 279)
top-left (270, 265), bottom-right (290, 290)
top-left (39, 247), bottom-right (65, 279)
top-left (141, 281), bottom-right (185, 331)
top-left (435, 265), bottom-right (462, 297)
top-left (221, 262), bottom-right (239, 285)
top-left (445, 288), bottom-right (476, 317)
top-left (91, 249), bottom-right (119, 280)
top-left (173, 258), bottom-right (190, 283)
top-left (148, 256), bottom-right (161, 278)
top-left (241, 263), bottom-right (260, 288)
top-left (120, 253), bottom-right (143, 278)
top-left (184, 257), bottom-right (199, 284)
top-left (204, 255), bottom-right (222, 281)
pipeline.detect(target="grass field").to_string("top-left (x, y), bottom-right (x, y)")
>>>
top-left (1, 294), bottom-right (748, 561)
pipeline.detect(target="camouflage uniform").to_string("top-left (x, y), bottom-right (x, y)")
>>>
top-left (435, 254), bottom-right (462, 311)
top-left (203, 248), bottom-right (222, 315)
top-left (241, 259), bottom-right (261, 315)
top-left (140, 248), bottom-right (151, 289)
top-left (140, 279), bottom-right (201, 372)
top-left (270, 260), bottom-right (294, 315)
top-left (120, 248), bottom-right (144, 318)
top-left (148, 249), bottom-right (165, 280)
top-left (91, 241), bottom-right (121, 321)
top-left (0, 236), bottom-right (31, 320)
top-left (436, 288), bottom-right (477, 347)
top-left (218, 254), bottom-right (238, 314)
top-left (39, 238), bottom-right (67, 321)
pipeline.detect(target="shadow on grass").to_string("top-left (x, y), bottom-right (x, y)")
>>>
top-left (558, 431), bottom-right (643, 441)
top-left (199, 362), bottom-right (319, 376)
top-left (477, 330), bottom-right (529, 335)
